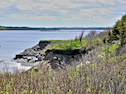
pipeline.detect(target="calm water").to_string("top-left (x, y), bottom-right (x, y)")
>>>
top-left (0, 30), bottom-right (94, 73)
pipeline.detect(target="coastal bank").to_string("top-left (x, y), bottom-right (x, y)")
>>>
top-left (13, 40), bottom-right (91, 72)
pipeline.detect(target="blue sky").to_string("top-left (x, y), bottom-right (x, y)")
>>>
top-left (0, 0), bottom-right (126, 27)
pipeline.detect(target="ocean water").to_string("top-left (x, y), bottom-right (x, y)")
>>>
top-left (0, 30), bottom-right (97, 73)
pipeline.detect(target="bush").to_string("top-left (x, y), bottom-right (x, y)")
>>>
top-left (0, 54), bottom-right (126, 94)
top-left (108, 14), bottom-right (126, 47)
top-left (102, 36), bottom-right (108, 44)
top-left (92, 38), bottom-right (101, 46)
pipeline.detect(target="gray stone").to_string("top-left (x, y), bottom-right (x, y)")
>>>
top-left (15, 58), bottom-right (27, 63)
top-left (58, 58), bottom-right (62, 61)
top-left (29, 58), bottom-right (38, 63)
top-left (45, 53), bottom-right (52, 60)
top-left (21, 48), bottom-right (36, 56)
top-left (53, 56), bottom-right (58, 60)
top-left (23, 56), bottom-right (28, 59)
top-left (34, 69), bottom-right (39, 72)
top-left (35, 54), bottom-right (40, 58)
top-left (38, 57), bottom-right (43, 61)
top-left (27, 57), bottom-right (33, 60)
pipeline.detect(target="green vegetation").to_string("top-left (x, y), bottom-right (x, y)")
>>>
top-left (49, 38), bottom-right (88, 50)
top-left (108, 15), bottom-right (126, 48)
top-left (39, 31), bottom-right (87, 50)
top-left (0, 27), bottom-right (6, 30)
top-left (39, 40), bottom-right (62, 43)
top-left (101, 36), bottom-right (107, 44)
top-left (0, 53), bottom-right (125, 93)
top-left (102, 42), bottom-right (120, 56)
top-left (0, 15), bottom-right (126, 94)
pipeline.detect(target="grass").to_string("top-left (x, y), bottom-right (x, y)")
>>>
top-left (102, 42), bottom-right (120, 56)
top-left (0, 53), bottom-right (126, 94)
top-left (39, 40), bottom-right (62, 43)
top-left (49, 38), bottom-right (88, 50)
top-left (39, 38), bottom-right (88, 50)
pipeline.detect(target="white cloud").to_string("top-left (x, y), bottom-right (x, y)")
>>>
top-left (0, 0), bottom-right (126, 26)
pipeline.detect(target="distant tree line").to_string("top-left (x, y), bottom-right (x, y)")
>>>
top-left (0, 26), bottom-right (112, 31)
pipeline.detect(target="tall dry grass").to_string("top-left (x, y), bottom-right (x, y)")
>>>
top-left (0, 53), bottom-right (126, 94)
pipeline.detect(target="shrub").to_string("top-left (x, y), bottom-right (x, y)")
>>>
top-left (108, 14), bottom-right (126, 47)
top-left (92, 38), bottom-right (101, 46)
top-left (102, 36), bottom-right (108, 44)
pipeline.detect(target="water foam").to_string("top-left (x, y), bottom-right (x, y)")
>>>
top-left (0, 60), bottom-right (32, 73)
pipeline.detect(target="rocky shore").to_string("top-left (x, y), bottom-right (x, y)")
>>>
top-left (13, 41), bottom-right (90, 72)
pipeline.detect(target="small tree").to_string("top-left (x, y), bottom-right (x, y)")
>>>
top-left (118, 21), bottom-right (126, 47)
top-left (107, 15), bottom-right (126, 48)
top-left (102, 36), bottom-right (107, 44)
top-left (79, 31), bottom-right (84, 42)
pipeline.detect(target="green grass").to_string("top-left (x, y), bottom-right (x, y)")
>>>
top-left (39, 38), bottom-right (88, 50)
top-left (102, 42), bottom-right (120, 56)
top-left (39, 40), bottom-right (62, 43)
top-left (49, 38), bottom-right (88, 50)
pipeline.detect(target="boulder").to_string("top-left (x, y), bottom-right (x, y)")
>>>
top-left (53, 56), bottom-right (58, 60)
top-left (21, 48), bottom-right (36, 56)
top-left (27, 57), bottom-right (33, 61)
top-left (35, 54), bottom-right (40, 58)
top-left (15, 58), bottom-right (27, 63)
top-left (15, 54), bottom-right (23, 59)
top-left (28, 57), bottom-right (38, 63)
top-left (38, 57), bottom-right (43, 61)
top-left (29, 59), bottom-right (36, 63)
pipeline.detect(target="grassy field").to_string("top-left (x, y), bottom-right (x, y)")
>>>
top-left (39, 38), bottom-right (88, 50)
top-left (49, 38), bottom-right (88, 50)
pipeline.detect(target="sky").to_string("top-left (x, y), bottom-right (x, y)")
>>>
top-left (0, 0), bottom-right (126, 27)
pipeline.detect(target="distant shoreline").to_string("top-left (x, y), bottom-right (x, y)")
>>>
top-left (0, 26), bottom-right (112, 31)
top-left (0, 30), bottom-right (41, 32)
top-left (0, 29), bottom-right (110, 32)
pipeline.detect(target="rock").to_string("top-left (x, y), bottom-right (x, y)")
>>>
top-left (29, 57), bottom-right (38, 63)
top-left (44, 53), bottom-right (52, 60)
top-left (85, 61), bottom-right (91, 64)
top-left (23, 56), bottom-right (28, 59)
top-left (58, 58), bottom-right (62, 61)
top-left (15, 54), bottom-right (23, 59)
top-left (60, 61), bottom-right (66, 65)
top-left (62, 56), bottom-right (70, 63)
top-left (53, 56), bottom-right (58, 60)
top-left (33, 57), bottom-right (38, 60)
top-left (29, 59), bottom-right (35, 63)
top-left (15, 58), bottom-right (27, 63)
top-left (27, 57), bottom-right (33, 61)
top-left (30, 61), bottom-right (51, 72)
top-left (35, 54), bottom-right (40, 58)
top-left (38, 57), bottom-right (43, 61)
top-left (34, 69), bottom-right (39, 72)
top-left (40, 54), bottom-right (43, 56)
top-left (21, 48), bottom-right (35, 56)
